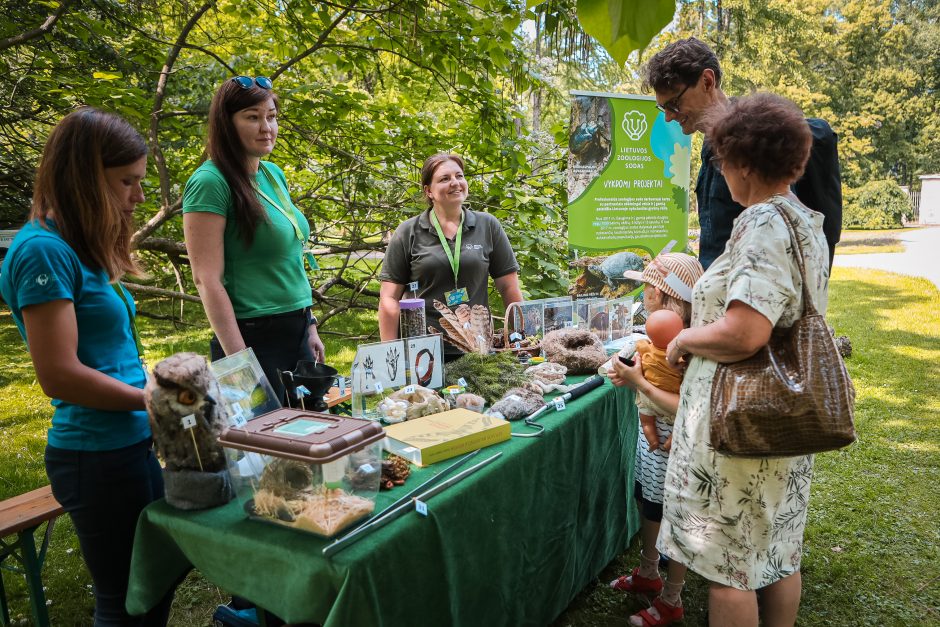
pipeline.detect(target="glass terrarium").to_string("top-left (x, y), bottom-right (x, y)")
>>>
top-left (219, 408), bottom-right (385, 538)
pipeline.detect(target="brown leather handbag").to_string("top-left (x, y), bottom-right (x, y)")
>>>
top-left (709, 203), bottom-right (857, 457)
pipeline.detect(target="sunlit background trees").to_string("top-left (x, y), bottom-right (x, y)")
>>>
top-left (2, 0), bottom-right (937, 324)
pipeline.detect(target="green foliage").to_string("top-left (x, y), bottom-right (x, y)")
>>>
top-left (842, 179), bottom-right (911, 229)
top-left (574, 0), bottom-right (676, 65)
top-left (443, 351), bottom-right (528, 404)
top-left (0, 0), bottom-right (575, 315)
top-left (662, 0), bottom-right (940, 189)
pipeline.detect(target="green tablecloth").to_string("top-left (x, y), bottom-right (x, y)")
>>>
top-left (126, 379), bottom-right (639, 626)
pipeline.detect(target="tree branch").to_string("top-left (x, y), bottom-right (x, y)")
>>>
top-left (132, 197), bottom-right (183, 247)
top-left (147, 1), bottom-right (215, 215)
top-left (120, 282), bottom-right (202, 303)
top-left (0, 1), bottom-right (72, 52)
top-left (136, 236), bottom-right (188, 257)
top-left (271, 2), bottom-right (358, 80)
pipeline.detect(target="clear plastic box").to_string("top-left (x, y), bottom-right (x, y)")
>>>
top-left (219, 409), bottom-right (385, 537)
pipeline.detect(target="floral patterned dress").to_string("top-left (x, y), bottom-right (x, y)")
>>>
top-left (657, 195), bottom-right (830, 590)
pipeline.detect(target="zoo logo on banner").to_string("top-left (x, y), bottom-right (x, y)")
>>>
top-left (621, 110), bottom-right (647, 141)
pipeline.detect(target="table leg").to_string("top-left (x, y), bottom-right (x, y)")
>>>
top-left (18, 528), bottom-right (51, 627)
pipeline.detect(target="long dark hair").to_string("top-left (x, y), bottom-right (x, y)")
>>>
top-left (206, 79), bottom-right (280, 245)
top-left (31, 107), bottom-right (148, 280)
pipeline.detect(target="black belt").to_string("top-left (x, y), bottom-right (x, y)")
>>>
top-left (238, 307), bottom-right (309, 323)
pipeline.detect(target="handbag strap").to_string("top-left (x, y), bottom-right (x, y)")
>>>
top-left (770, 197), bottom-right (818, 318)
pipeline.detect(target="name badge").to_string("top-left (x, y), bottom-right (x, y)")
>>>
top-left (444, 287), bottom-right (469, 306)
top-left (304, 250), bottom-right (320, 271)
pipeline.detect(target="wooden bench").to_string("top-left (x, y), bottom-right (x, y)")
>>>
top-left (325, 384), bottom-right (352, 414)
top-left (0, 486), bottom-right (63, 627)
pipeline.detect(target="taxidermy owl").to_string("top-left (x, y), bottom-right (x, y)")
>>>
top-left (145, 352), bottom-right (229, 473)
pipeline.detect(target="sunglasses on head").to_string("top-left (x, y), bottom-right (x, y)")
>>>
top-left (231, 76), bottom-right (273, 90)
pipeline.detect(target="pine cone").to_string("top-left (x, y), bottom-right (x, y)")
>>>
top-left (381, 455), bottom-right (411, 490)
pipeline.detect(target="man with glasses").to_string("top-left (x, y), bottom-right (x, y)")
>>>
top-left (643, 37), bottom-right (842, 269)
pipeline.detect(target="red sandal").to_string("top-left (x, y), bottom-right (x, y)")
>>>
top-left (629, 597), bottom-right (684, 626)
top-left (609, 567), bottom-right (664, 597)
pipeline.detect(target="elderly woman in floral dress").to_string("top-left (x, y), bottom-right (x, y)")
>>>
top-left (658, 93), bottom-right (830, 627)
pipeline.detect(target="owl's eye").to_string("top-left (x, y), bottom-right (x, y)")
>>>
top-left (177, 389), bottom-right (197, 405)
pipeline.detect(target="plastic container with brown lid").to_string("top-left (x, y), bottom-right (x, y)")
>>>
top-left (219, 408), bottom-right (387, 538)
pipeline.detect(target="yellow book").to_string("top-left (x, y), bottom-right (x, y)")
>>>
top-left (383, 408), bottom-right (510, 466)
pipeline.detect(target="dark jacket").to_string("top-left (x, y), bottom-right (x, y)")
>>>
top-left (696, 118), bottom-right (842, 269)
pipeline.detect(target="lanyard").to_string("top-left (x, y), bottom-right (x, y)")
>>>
top-left (111, 283), bottom-right (145, 362)
top-left (257, 162), bottom-right (304, 243)
top-left (429, 209), bottom-right (464, 286)
top-left (258, 162), bottom-right (319, 270)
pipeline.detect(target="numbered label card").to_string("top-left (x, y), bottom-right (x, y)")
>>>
top-left (352, 339), bottom-right (407, 390)
top-left (405, 334), bottom-right (444, 389)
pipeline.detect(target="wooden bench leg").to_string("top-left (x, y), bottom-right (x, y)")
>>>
top-left (0, 518), bottom-right (57, 627)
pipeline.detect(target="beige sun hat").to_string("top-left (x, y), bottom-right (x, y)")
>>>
top-left (623, 252), bottom-right (704, 303)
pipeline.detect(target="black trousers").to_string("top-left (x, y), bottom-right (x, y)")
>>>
top-left (210, 307), bottom-right (314, 407)
top-left (45, 439), bottom-right (174, 626)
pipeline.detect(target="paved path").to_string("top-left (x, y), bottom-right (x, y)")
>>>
top-left (832, 226), bottom-right (940, 290)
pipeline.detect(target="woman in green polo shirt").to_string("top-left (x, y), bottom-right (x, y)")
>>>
top-left (183, 76), bottom-right (324, 404)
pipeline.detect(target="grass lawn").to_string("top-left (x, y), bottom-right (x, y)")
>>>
top-left (836, 228), bottom-right (915, 255)
top-left (1, 267), bottom-right (938, 625)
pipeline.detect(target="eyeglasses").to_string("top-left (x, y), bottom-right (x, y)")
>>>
top-left (656, 84), bottom-right (690, 114)
top-left (231, 76), bottom-right (273, 90)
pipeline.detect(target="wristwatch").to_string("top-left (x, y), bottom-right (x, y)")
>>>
top-left (308, 314), bottom-right (319, 327)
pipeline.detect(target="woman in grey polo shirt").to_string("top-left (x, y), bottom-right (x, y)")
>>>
top-left (378, 153), bottom-right (523, 358)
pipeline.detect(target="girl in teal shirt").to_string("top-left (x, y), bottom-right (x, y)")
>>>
top-left (0, 108), bottom-right (174, 625)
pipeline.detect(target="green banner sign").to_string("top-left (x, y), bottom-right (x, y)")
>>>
top-left (567, 91), bottom-right (691, 298)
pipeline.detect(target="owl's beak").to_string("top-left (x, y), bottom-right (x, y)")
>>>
top-left (202, 394), bottom-right (217, 417)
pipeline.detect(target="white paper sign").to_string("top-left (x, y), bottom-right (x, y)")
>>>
top-left (228, 404), bottom-right (248, 427)
top-left (351, 339), bottom-right (407, 390)
top-left (405, 334), bottom-right (444, 389)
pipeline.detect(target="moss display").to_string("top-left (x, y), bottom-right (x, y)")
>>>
top-left (443, 351), bottom-right (528, 404)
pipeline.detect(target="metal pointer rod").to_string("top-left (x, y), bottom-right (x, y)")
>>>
top-left (410, 451), bottom-right (503, 503)
top-left (322, 449), bottom-right (483, 556)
